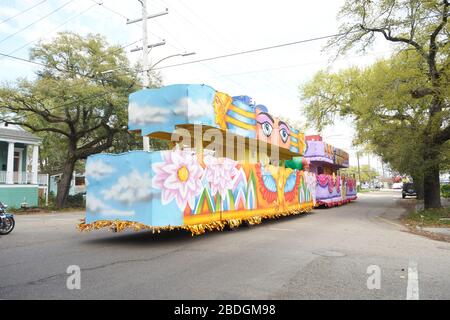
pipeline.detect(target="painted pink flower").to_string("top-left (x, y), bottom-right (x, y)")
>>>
top-left (152, 150), bottom-right (204, 211)
top-left (203, 154), bottom-right (238, 198)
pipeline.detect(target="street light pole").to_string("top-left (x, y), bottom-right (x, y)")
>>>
top-left (149, 52), bottom-right (195, 70)
top-left (100, 52), bottom-right (195, 76)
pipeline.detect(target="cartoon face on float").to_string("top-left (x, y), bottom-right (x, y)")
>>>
top-left (255, 105), bottom-right (291, 149)
top-left (277, 120), bottom-right (291, 149)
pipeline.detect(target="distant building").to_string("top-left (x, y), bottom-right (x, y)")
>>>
top-left (49, 172), bottom-right (86, 197)
top-left (0, 123), bottom-right (48, 208)
top-left (441, 172), bottom-right (450, 184)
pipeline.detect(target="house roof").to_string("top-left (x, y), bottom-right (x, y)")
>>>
top-left (0, 127), bottom-right (42, 145)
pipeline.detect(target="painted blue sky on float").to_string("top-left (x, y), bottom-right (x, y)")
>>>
top-left (85, 151), bottom-right (183, 226)
top-left (128, 84), bottom-right (217, 136)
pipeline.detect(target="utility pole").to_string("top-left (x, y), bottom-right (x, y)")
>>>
top-left (357, 151), bottom-right (361, 186)
top-left (141, 0), bottom-right (150, 89)
top-left (128, 0), bottom-right (168, 151)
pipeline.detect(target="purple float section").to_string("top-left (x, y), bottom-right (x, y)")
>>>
top-left (304, 141), bottom-right (333, 164)
top-left (316, 183), bottom-right (342, 202)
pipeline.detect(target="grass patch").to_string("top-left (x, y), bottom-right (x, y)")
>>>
top-left (405, 207), bottom-right (450, 227)
top-left (9, 206), bottom-right (85, 214)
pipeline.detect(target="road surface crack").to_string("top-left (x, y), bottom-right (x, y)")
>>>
top-left (0, 246), bottom-right (187, 291)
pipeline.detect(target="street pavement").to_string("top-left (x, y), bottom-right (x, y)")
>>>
top-left (1, 190), bottom-right (449, 300)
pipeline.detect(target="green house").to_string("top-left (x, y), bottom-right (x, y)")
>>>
top-left (0, 123), bottom-right (48, 208)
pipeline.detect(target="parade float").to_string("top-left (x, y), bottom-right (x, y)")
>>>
top-left (303, 135), bottom-right (357, 207)
top-left (78, 84), bottom-right (354, 236)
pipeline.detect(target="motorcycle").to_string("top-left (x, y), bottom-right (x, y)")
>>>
top-left (0, 202), bottom-right (15, 235)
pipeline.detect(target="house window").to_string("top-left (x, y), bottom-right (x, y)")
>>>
top-left (75, 176), bottom-right (85, 186)
top-left (13, 151), bottom-right (20, 172)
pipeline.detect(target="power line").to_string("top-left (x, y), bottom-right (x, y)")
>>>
top-left (0, 37), bottom-right (142, 70)
top-left (150, 10), bottom-right (450, 72)
top-left (200, 49), bottom-right (396, 80)
top-left (155, 0), bottom-right (290, 98)
top-left (0, 0), bottom-right (48, 25)
top-left (89, 0), bottom-right (164, 41)
top-left (0, 36), bottom-right (429, 86)
top-left (7, 2), bottom-right (99, 56)
top-left (0, 52), bottom-right (46, 67)
top-left (152, 33), bottom-right (346, 71)
top-left (89, 0), bottom-right (128, 21)
top-left (0, 0), bottom-right (76, 46)
top-left (173, 0), bottom-right (294, 94)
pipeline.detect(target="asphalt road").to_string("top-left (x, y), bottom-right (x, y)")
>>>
top-left (1, 190), bottom-right (449, 300)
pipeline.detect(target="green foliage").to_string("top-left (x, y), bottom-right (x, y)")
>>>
top-left (66, 193), bottom-right (86, 208)
top-left (406, 207), bottom-right (450, 227)
top-left (442, 185), bottom-right (450, 198)
top-left (330, 0), bottom-right (449, 59)
top-left (301, 51), bottom-right (438, 173)
top-left (0, 32), bottom-right (161, 207)
top-left (304, 0), bottom-right (449, 209)
top-left (341, 165), bottom-right (378, 183)
top-left (150, 137), bottom-right (170, 151)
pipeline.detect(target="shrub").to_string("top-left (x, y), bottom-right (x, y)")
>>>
top-left (441, 185), bottom-right (450, 198)
top-left (66, 193), bottom-right (86, 208)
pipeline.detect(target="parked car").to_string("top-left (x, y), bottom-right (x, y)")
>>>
top-left (360, 183), bottom-right (370, 190)
top-left (402, 183), bottom-right (417, 199)
top-left (392, 182), bottom-right (403, 190)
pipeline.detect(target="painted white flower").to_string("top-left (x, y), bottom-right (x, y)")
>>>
top-left (203, 154), bottom-right (238, 198)
top-left (152, 150), bottom-right (204, 211)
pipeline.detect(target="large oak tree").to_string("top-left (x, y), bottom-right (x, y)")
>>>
top-left (0, 32), bottom-right (152, 208)
top-left (301, 0), bottom-right (449, 209)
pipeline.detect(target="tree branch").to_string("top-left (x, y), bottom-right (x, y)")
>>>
top-left (359, 24), bottom-right (427, 59)
top-left (75, 128), bottom-right (119, 159)
top-left (435, 124), bottom-right (450, 144)
top-left (5, 120), bottom-right (70, 137)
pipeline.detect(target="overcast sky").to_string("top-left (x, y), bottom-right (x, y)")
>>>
top-left (0, 0), bottom-right (396, 171)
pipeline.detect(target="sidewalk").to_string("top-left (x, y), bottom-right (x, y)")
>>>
top-left (421, 227), bottom-right (450, 236)
top-left (400, 196), bottom-right (450, 243)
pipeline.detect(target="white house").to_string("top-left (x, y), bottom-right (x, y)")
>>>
top-left (0, 122), bottom-right (48, 208)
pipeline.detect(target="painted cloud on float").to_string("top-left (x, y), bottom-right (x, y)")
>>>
top-left (101, 170), bottom-right (156, 204)
top-left (85, 159), bottom-right (115, 180)
top-left (86, 193), bottom-right (135, 217)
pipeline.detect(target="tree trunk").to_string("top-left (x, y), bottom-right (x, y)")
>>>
top-left (423, 162), bottom-right (441, 209)
top-left (416, 181), bottom-right (425, 200)
top-left (56, 159), bottom-right (76, 208)
top-left (412, 174), bottom-right (424, 200)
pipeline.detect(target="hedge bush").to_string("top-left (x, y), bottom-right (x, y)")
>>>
top-left (442, 184), bottom-right (450, 198)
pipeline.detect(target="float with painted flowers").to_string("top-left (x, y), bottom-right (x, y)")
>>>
top-left (78, 84), bottom-right (353, 236)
